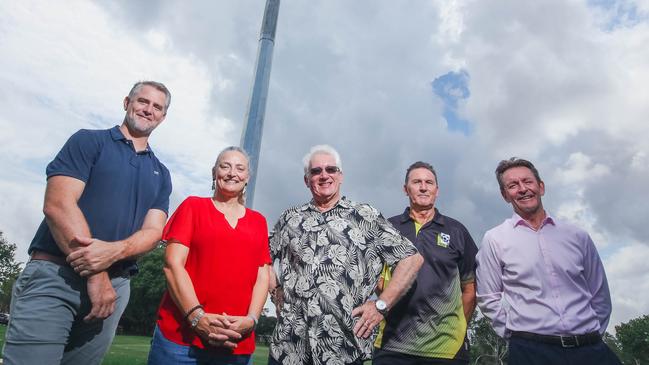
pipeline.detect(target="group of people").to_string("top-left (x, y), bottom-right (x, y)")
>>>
top-left (2, 81), bottom-right (621, 365)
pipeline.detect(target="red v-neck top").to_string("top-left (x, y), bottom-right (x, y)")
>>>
top-left (156, 196), bottom-right (271, 354)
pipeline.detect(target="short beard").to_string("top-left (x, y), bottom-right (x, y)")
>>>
top-left (124, 115), bottom-right (156, 136)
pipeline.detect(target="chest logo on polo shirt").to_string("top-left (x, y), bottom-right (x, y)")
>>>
top-left (437, 233), bottom-right (450, 248)
top-left (153, 170), bottom-right (160, 175)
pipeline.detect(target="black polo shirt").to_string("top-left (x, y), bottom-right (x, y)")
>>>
top-left (376, 207), bottom-right (477, 360)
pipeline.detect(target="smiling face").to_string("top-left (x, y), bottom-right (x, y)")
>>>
top-left (122, 85), bottom-right (167, 136)
top-left (501, 166), bottom-right (545, 219)
top-left (304, 152), bottom-right (343, 207)
top-left (213, 150), bottom-right (249, 197)
top-left (404, 167), bottom-right (439, 210)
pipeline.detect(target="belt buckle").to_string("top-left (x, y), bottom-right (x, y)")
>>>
top-left (560, 335), bottom-right (578, 348)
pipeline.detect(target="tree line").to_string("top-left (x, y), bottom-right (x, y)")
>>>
top-left (1, 231), bottom-right (647, 363)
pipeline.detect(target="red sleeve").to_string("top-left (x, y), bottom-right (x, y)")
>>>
top-left (162, 197), bottom-right (197, 247)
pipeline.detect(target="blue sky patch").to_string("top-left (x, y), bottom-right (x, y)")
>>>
top-left (431, 70), bottom-right (472, 135)
top-left (588, 0), bottom-right (647, 30)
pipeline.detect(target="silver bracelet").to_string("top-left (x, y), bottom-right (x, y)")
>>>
top-left (247, 314), bottom-right (258, 330)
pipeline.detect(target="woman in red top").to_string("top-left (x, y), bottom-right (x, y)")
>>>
top-left (147, 146), bottom-right (271, 365)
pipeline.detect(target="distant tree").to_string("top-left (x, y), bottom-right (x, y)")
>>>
top-left (256, 308), bottom-right (277, 345)
top-left (615, 315), bottom-right (649, 365)
top-left (602, 331), bottom-right (625, 362)
top-left (119, 244), bottom-right (166, 335)
top-left (0, 231), bottom-right (23, 312)
top-left (468, 315), bottom-right (508, 365)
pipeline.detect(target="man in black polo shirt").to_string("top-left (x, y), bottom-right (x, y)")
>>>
top-left (374, 161), bottom-right (478, 365)
top-left (3, 81), bottom-right (173, 365)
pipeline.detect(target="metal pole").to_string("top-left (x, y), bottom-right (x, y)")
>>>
top-left (240, 0), bottom-right (280, 207)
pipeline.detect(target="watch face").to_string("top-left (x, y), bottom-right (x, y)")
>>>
top-left (376, 299), bottom-right (387, 311)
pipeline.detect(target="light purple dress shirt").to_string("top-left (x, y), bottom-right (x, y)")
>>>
top-left (475, 213), bottom-right (612, 338)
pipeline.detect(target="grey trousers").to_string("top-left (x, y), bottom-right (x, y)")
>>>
top-left (2, 260), bottom-right (130, 365)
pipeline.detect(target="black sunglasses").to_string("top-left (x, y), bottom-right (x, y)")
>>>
top-left (309, 166), bottom-right (340, 176)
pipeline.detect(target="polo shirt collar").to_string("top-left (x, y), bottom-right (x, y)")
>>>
top-left (511, 212), bottom-right (555, 229)
top-left (110, 125), bottom-right (153, 155)
top-left (399, 207), bottom-right (445, 226)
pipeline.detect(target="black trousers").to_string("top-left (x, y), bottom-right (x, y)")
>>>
top-left (373, 348), bottom-right (468, 365)
top-left (508, 336), bottom-right (622, 365)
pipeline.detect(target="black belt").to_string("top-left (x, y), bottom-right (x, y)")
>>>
top-left (511, 331), bottom-right (601, 348)
top-left (31, 251), bottom-right (68, 265)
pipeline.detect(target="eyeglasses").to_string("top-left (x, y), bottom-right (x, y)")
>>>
top-left (309, 166), bottom-right (341, 176)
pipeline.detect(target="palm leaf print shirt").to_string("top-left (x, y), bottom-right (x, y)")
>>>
top-left (269, 197), bottom-right (418, 365)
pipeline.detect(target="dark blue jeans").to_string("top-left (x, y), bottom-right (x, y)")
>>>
top-left (508, 336), bottom-right (622, 365)
top-left (146, 326), bottom-right (252, 365)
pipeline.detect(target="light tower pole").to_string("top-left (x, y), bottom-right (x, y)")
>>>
top-left (240, 0), bottom-right (280, 207)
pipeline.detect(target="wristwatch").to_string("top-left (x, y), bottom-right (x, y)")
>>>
top-left (375, 299), bottom-right (388, 316)
top-left (190, 308), bottom-right (206, 329)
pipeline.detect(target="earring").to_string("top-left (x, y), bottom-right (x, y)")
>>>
top-left (211, 179), bottom-right (216, 190)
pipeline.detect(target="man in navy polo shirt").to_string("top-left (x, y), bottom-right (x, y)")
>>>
top-left (374, 161), bottom-right (478, 365)
top-left (3, 81), bottom-right (173, 365)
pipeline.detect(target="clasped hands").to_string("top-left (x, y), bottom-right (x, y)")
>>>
top-left (194, 313), bottom-right (256, 349)
top-left (66, 236), bottom-right (122, 277)
top-left (66, 236), bottom-right (122, 323)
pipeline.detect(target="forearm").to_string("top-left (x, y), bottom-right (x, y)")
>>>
top-left (164, 264), bottom-right (201, 315)
top-left (379, 253), bottom-right (423, 308)
top-left (461, 282), bottom-right (477, 323)
top-left (44, 198), bottom-right (91, 255)
top-left (247, 265), bottom-right (270, 319)
top-left (115, 227), bottom-right (163, 261)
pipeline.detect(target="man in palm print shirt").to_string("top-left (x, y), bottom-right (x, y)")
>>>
top-left (268, 145), bottom-right (423, 365)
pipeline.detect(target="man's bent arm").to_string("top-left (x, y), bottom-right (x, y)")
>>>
top-left (475, 234), bottom-right (507, 337)
top-left (378, 253), bottom-right (423, 309)
top-left (43, 175), bottom-right (117, 321)
top-left (67, 209), bottom-right (167, 276)
top-left (43, 175), bottom-right (92, 255)
top-left (461, 281), bottom-right (477, 323)
top-left (352, 253), bottom-right (423, 338)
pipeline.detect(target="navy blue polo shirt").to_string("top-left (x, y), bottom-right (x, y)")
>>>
top-left (29, 126), bottom-right (172, 271)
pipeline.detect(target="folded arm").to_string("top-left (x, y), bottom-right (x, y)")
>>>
top-left (352, 253), bottom-right (424, 338)
top-left (67, 208), bottom-right (167, 276)
top-left (43, 175), bottom-right (116, 321)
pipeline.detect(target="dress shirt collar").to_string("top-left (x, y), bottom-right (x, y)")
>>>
top-left (511, 212), bottom-right (555, 230)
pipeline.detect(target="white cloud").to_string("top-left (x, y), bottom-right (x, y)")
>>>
top-left (605, 243), bottom-right (649, 331)
top-left (0, 0), bottom-right (231, 261)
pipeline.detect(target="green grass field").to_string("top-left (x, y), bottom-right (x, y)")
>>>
top-left (0, 325), bottom-right (270, 365)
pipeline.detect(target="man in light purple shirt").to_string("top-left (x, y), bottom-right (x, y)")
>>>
top-left (475, 158), bottom-right (620, 365)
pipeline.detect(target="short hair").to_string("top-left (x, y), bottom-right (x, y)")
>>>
top-left (128, 81), bottom-right (171, 113)
top-left (495, 157), bottom-right (542, 193)
top-left (302, 144), bottom-right (342, 176)
top-left (405, 161), bottom-right (438, 185)
top-left (213, 146), bottom-right (251, 204)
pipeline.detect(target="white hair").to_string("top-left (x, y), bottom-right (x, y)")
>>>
top-left (302, 144), bottom-right (342, 175)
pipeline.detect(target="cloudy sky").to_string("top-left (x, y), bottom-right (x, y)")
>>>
top-left (1, 0), bottom-right (648, 330)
